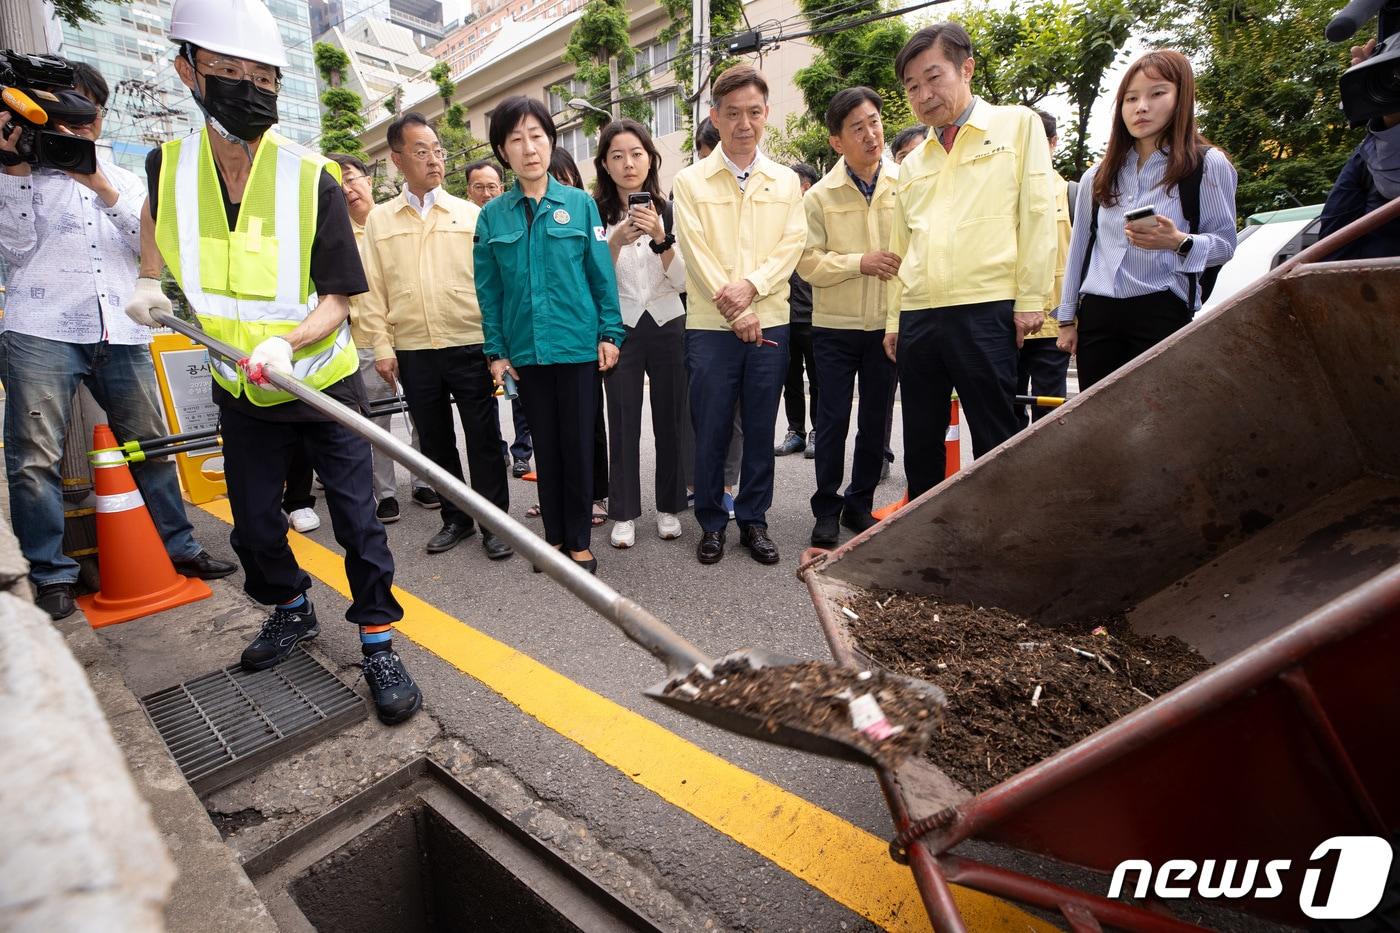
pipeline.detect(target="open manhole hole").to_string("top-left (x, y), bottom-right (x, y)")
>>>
top-left (245, 758), bottom-right (660, 932)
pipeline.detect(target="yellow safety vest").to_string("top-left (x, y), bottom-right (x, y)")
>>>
top-left (154, 128), bottom-right (357, 406)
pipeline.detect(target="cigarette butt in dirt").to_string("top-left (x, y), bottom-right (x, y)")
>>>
top-left (848, 693), bottom-right (898, 741)
top-left (842, 607), bottom-right (859, 621)
top-left (856, 670), bottom-right (873, 681)
top-left (1031, 684), bottom-right (1043, 707)
top-left (676, 683), bottom-right (702, 698)
top-left (1223, 593), bottom-right (1230, 599)
top-left (936, 662), bottom-right (947, 670)
top-left (1017, 641), bottom-right (1045, 650)
top-left (694, 663), bottom-right (715, 679)
top-left (933, 613), bottom-right (940, 623)
top-left (1066, 646), bottom-right (1097, 660)
top-left (1091, 625), bottom-right (1108, 637)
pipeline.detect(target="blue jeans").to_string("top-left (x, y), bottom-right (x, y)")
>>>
top-left (685, 325), bottom-right (789, 533)
top-left (2, 331), bottom-right (201, 586)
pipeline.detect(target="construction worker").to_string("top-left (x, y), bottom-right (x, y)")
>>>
top-left (798, 87), bottom-right (900, 549)
top-left (886, 23), bottom-right (1056, 499)
top-left (123, 0), bottom-right (421, 725)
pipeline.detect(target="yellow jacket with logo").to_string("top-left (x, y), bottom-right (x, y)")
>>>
top-left (1033, 172), bottom-right (1073, 340)
top-left (673, 147), bottom-right (807, 331)
top-left (797, 157), bottom-right (899, 331)
top-left (357, 188), bottom-right (483, 360)
top-left (886, 99), bottom-right (1056, 331)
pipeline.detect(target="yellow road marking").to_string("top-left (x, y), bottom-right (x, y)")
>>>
top-left (200, 499), bottom-right (1049, 932)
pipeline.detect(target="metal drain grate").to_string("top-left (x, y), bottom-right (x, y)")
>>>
top-left (141, 647), bottom-right (366, 796)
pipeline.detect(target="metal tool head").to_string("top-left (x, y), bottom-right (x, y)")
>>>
top-left (645, 649), bottom-right (946, 768)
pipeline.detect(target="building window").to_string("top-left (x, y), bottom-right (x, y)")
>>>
top-left (648, 91), bottom-right (681, 137)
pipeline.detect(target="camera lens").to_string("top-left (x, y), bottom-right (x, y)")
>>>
top-left (1370, 61), bottom-right (1400, 107)
top-left (34, 129), bottom-right (96, 173)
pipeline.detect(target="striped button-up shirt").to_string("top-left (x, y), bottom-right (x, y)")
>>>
top-left (1056, 147), bottom-right (1238, 322)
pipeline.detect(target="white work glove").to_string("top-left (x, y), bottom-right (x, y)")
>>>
top-left (242, 336), bottom-right (293, 386)
top-left (124, 276), bottom-right (171, 328)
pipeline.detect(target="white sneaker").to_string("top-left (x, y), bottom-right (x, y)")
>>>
top-left (657, 513), bottom-right (682, 540)
top-left (288, 508), bottom-right (321, 533)
top-left (610, 520), bottom-right (636, 549)
top-left (610, 515), bottom-right (638, 546)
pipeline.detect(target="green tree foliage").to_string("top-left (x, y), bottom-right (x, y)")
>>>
top-left (50, 0), bottom-right (127, 28)
top-left (313, 42), bottom-right (367, 159)
top-left (557, 0), bottom-right (651, 133)
top-left (428, 62), bottom-right (488, 198)
top-left (763, 112), bottom-right (836, 171)
top-left (658, 0), bottom-right (746, 119)
top-left (1165, 0), bottom-right (1367, 215)
top-left (957, 0), bottom-right (1139, 177)
top-left (793, 0), bottom-right (912, 156)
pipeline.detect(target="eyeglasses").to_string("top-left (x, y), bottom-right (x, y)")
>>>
top-left (469, 182), bottom-right (501, 193)
top-left (196, 57), bottom-right (281, 93)
top-left (341, 173), bottom-right (367, 186)
top-left (395, 146), bottom-right (447, 163)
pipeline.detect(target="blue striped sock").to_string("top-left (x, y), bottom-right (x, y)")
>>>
top-left (279, 594), bottom-right (307, 611)
top-left (360, 625), bottom-right (393, 657)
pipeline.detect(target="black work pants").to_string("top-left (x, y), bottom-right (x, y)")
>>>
top-left (605, 314), bottom-right (688, 521)
top-left (221, 402), bottom-right (400, 625)
top-left (1075, 292), bottom-right (1192, 390)
top-left (898, 301), bottom-right (1018, 499)
top-left (1014, 337), bottom-right (1071, 429)
top-left (518, 362), bottom-right (597, 553)
top-left (782, 321), bottom-right (819, 435)
top-left (397, 345), bottom-right (509, 530)
top-left (282, 440), bottom-right (316, 512)
top-left (811, 327), bottom-right (895, 519)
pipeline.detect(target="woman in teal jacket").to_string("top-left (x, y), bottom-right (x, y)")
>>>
top-left (477, 95), bottom-right (625, 573)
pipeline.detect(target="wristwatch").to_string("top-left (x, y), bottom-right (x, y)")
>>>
top-left (1176, 235), bottom-right (1194, 257)
top-left (599, 336), bottom-right (618, 346)
top-left (649, 233), bottom-right (676, 254)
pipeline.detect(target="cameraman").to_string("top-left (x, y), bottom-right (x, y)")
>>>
top-left (1318, 37), bottom-right (1400, 257)
top-left (0, 60), bottom-right (233, 621)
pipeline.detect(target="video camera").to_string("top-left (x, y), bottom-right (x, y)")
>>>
top-left (0, 50), bottom-right (98, 174)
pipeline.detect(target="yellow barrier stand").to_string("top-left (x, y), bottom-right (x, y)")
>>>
top-left (150, 333), bottom-right (227, 504)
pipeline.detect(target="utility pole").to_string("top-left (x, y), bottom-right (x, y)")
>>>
top-left (691, 0), bottom-right (708, 132)
top-left (0, 0), bottom-right (54, 53)
top-left (608, 56), bottom-right (620, 119)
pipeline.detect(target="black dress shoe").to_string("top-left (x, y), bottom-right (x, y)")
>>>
top-left (571, 554), bottom-right (598, 575)
top-left (482, 532), bottom-right (514, 560)
top-left (739, 524), bottom-right (780, 564)
top-left (840, 509), bottom-right (878, 534)
top-left (696, 530), bottom-right (726, 564)
top-left (36, 582), bottom-right (76, 621)
top-left (810, 515), bottom-right (839, 548)
top-left (511, 457), bottom-right (531, 478)
top-left (173, 550), bottom-right (237, 580)
top-left (426, 521), bottom-right (475, 553)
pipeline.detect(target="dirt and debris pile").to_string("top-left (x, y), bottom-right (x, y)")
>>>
top-left (663, 658), bottom-right (943, 768)
top-left (841, 593), bottom-right (1213, 793)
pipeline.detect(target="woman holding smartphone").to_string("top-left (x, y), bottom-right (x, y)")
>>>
top-left (592, 119), bottom-right (688, 549)
top-left (475, 96), bottom-right (624, 574)
top-left (1055, 50), bottom-right (1237, 389)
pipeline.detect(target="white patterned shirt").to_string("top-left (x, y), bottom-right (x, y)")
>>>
top-left (606, 220), bottom-right (687, 328)
top-left (0, 159), bottom-right (149, 345)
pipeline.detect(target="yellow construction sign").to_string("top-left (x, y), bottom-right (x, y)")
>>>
top-left (150, 333), bottom-right (226, 504)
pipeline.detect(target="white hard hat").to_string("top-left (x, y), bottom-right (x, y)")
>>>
top-left (169, 0), bottom-right (289, 69)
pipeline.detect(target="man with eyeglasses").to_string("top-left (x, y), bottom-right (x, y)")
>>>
top-left (1, 58), bottom-right (235, 621)
top-left (124, 0), bottom-right (423, 726)
top-left (464, 157), bottom-right (533, 478)
top-left (329, 152), bottom-right (437, 522)
top-left (356, 113), bottom-right (514, 562)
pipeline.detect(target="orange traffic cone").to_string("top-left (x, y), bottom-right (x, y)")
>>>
top-left (76, 424), bottom-right (212, 627)
top-left (873, 398), bottom-right (962, 521)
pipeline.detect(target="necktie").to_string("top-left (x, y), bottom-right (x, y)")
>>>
top-left (941, 124), bottom-right (959, 153)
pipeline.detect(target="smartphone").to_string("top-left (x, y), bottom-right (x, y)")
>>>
top-left (1125, 205), bottom-right (1158, 231)
top-left (627, 192), bottom-right (653, 210)
top-left (495, 370), bottom-right (518, 401)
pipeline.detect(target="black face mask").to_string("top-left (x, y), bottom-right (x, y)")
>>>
top-left (201, 74), bottom-right (279, 142)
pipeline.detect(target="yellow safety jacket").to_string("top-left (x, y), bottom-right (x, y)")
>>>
top-left (154, 129), bottom-right (357, 406)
